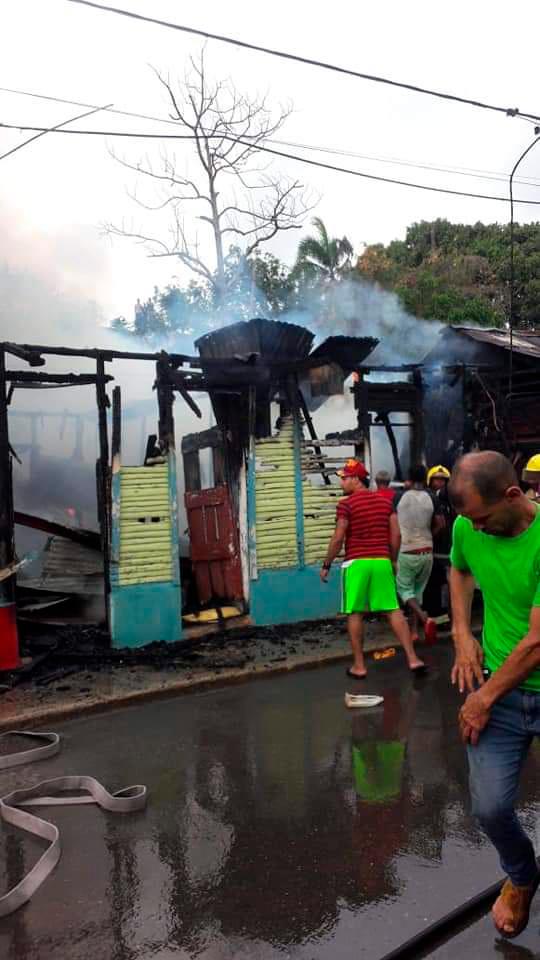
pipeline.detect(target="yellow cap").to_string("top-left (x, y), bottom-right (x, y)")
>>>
top-left (522, 454), bottom-right (540, 483)
top-left (427, 465), bottom-right (450, 484)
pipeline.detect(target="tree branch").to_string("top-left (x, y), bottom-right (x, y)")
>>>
top-left (109, 49), bottom-right (312, 292)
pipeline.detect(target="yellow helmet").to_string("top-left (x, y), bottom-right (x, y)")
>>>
top-left (427, 465), bottom-right (450, 485)
top-left (522, 454), bottom-right (540, 483)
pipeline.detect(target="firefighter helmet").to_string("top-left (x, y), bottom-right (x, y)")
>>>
top-left (522, 454), bottom-right (540, 484)
top-left (427, 465), bottom-right (451, 485)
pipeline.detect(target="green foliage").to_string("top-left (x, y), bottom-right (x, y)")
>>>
top-left (120, 246), bottom-right (303, 347)
top-left (359, 218), bottom-right (540, 328)
top-left (118, 217), bottom-right (540, 346)
top-left (295, 217), bottom-right (353, 282)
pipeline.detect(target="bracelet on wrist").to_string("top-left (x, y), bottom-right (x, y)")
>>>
top-left (322, 561), bottom-right (332, 570)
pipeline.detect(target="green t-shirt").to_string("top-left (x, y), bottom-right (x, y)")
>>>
top-left (451, 509), bottom-right (540, 691)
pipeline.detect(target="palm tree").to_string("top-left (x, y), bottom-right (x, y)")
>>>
top-left (295, 217), bottom-right (354, 282)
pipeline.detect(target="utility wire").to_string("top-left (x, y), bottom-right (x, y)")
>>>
top-left (0, 84), bottom-right (183, 132)
top-left (2, 119), bottom-right (540, 205)
top-left (274, 139), bottom-right (540, 187)
top-left (3, 84), bottom-right (540, 187)
top-left (66, 0), bottom-right (540, 123)
top-left (0, 103), bottom-right (112, 162)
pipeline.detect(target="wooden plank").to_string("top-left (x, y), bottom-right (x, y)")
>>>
top-left (181, 426), bottom-right (222, 454)
top-left (183, 450), bottom-right (201, 492)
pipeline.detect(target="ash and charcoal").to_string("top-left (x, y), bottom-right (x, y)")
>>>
top-left (6, 618), bottom-right (349, 700)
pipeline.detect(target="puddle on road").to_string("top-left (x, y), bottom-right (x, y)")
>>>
top-left (2, 647), bottom-right (540, 960)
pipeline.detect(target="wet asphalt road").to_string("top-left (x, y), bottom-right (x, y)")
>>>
top-left (1, 645), bottom-right (540, 960)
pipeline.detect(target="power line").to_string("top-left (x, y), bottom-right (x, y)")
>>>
top-left (0, 85), bottom-right (174, 131)
top-left (66, 0), bottom-right (540, 124)
top-left (273, 139), bottom-right (540, 188)
top-left (2, 119), bottom-right (540, 205)
top-left (3, 84), bottom-right (540, 188)
top-left (0, 103), bottom-right (112, 162)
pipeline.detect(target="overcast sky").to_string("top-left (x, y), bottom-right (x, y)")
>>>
top-left (2, 0), bottom-right (540, 325)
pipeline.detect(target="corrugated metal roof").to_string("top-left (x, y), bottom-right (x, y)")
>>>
top-left (309, 336), bottom-right (378, 370)
top-left (450, 327), bottom-right (540, 360)
top-left (23, 537), bottom-right (104, 596)
top-left (196, 317), bottom-right (314, 361)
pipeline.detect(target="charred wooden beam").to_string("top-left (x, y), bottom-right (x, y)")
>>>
top-left (96, 357), bottom-right (111, 622)
top-left (3, 343), bottom-right (45, 367)
top-left (4, 371), bottom-right (114, 385)
top-left (0, 349), bottom-right (16, 623)
top-left (324, 429), bottom-right (365, 445)
top-left (181, 426), bottom-right (222, 454)
top-left (111, 386), bottom-right (121, 465)
top-left (297, 386), bottom-right (330, 486)
top-left (163, 368), bottom-right (202, 418)
top-left (212, 445), bottom-right (226, 485)
top-left (358, 364), bottom-right (421, 373)
top-left (2, 342), bottom-right (200, 366)
top-left (375, 413), bottom-right (403, 481)
top-left (411, 369), bottom-right (425, 465)
top-left (156, 358), bottom-right (176, 453)
top-left (183, 452), bottom-right (201, 492)
top-left (14, 511), bottom-right (101, 549)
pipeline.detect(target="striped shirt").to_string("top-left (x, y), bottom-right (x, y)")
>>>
top-left (375, 487), bottom-right (396, 505)
top-left (336, 488), bottom-right (394, 560)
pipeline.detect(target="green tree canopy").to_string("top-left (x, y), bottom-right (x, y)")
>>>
top-left (358, 218), bottom-right (540, 328)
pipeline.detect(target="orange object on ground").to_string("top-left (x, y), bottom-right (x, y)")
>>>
top-left (373, 647), bottom-right (396, 661)
top-left (0, 604), bottom-right (21, 670)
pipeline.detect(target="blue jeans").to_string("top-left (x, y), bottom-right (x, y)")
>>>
top-left (468, 688), bottom-right (540, 886)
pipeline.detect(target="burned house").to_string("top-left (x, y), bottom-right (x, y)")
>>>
top-left (0, 320), bottom-right (380, 654)
top-left (353, 325), bottom-right (540, 480)
top-left (4, 319), bottom-right (529, 658)
top-left (421, 326), bottom-right (540, 471)
top-left (180, 319), bottom-right (377, 629)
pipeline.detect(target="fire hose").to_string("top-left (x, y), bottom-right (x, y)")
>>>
top-left (0, 731), bottom-right (147, 917)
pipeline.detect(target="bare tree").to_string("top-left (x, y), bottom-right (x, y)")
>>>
top-left (108, 51), bottom-right (313, 305)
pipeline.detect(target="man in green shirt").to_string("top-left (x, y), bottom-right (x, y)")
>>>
top-left (449, 451), bottom-right (540, 940)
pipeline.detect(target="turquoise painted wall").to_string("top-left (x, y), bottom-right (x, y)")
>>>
top-left (109, 452), bottom-right (182, 649)
top-left (250, 564), bottom-right (341, 626)
top-left (109, 581), bottom-right (181, 649)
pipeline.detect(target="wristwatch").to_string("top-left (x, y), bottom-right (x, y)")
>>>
top-left (322, 561), bottom-right (332, 571)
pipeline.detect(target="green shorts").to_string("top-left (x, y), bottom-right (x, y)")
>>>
top-left (396, 551), bottom-right (433, 604)
top-left (341, 558), bottom-right (399, 614)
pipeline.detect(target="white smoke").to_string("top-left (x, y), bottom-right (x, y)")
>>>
top-left (0, 224), bottom-right (209, 559)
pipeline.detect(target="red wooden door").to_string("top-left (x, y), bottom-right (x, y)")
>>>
top-left (185, 485), bottom-right (244, 605)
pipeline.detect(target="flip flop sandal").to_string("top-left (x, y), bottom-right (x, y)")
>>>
top-left (346, 668), bottom-right (367, 679)
top-left (495, 876), bottom-right (540, 938)
top-left (345, 693), bottom-right (384, 709)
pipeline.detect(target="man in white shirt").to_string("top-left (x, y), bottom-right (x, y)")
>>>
top-left (395, 464), bottom-right (444, 643)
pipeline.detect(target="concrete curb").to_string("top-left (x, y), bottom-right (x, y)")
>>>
top-left (0, 646), bottom-right (357, 731)
top-left (0, 629), bottom-right (454, 732)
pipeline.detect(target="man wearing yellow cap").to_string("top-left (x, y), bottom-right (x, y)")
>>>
top-left (522, 455), bottom-right (540, 503)
top-left (428, 465), bottom-right (451, 492)
top-left (425, 465), bottom-right (455, 619)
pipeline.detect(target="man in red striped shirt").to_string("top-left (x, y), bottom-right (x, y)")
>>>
top-left (321, 459), bottom-right (425, 679)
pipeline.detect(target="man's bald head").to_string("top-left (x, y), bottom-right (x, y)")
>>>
top-left (449, 452), bottom-right (518, 509)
